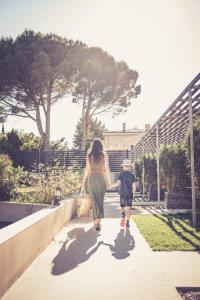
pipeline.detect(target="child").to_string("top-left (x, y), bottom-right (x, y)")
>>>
top-left (111, 159), bottom-right (136, 228)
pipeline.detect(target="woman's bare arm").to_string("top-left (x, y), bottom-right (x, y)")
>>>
top-left (104, 152), bottom-right (111, 186)
top-left (132, 182), bottom-right (136, 194)
top-left (81, 155), bottom-right (91, 194)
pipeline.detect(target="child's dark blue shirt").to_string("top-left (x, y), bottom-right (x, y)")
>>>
top-left (118, 170), bottom-right (136, 198)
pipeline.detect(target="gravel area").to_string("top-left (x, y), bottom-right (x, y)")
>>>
top-left (178, 289), bottom-right (200, 300)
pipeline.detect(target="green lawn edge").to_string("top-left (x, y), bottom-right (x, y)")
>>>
top-left (133, 214), bottom-right (200, 251)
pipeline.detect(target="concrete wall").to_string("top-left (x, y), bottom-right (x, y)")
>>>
top-left (0, 198), bottom-right (77, 298)
top-left (0, 202), bottom-right (49, 223)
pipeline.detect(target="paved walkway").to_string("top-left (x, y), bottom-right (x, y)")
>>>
top-left (3, 194), bottom-right (200, 300)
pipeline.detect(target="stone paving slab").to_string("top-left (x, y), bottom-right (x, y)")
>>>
top-left (2, 194), bottom-right (200, 300)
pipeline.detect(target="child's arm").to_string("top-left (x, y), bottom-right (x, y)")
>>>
top-left (110, 180), bottom-right (121, 188)
top-left (132, 182), bottom-right (136, 194)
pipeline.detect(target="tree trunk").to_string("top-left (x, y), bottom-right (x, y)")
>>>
top-left (80, 85), bottom-right (92, 151)
top-left (43, 89), bottom-right (51, 151)
top-left (35, 91), bottom-right (51, 151)
top-left (81, 117), bottom-right (87, 151)
top-left (80, 96), bottom-right (87, 151)
top-left (81, 108), bottom-right (91, 151)
top-left (35, 103), bottom-right (45, 149)
top-left (43, 134), bottom-right (50, 151)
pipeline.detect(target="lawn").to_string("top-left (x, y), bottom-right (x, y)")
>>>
top-left (133, 213), bottom-right (200, 251)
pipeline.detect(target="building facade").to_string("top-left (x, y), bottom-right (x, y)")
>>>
top-left (102, 123), bottom-right (150, 150)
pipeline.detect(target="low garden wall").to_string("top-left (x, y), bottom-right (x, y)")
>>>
top-left (0, 202), bottom-right (49, 223)
top-left (0, 197), bottom-right (77, 298)
top-left (166, 192), bottom-right (200, 209)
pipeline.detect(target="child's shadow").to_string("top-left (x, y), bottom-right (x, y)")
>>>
top-left (102, 228), bottom-right (135, 259)
top-left (52, 227), bottom-right (101, 275)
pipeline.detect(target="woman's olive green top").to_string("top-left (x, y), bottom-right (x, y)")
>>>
top-left (89, 154), bottom-right (105, 175)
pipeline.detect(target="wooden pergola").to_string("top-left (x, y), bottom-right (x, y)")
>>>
top-left (134, 73), bottom-right (200, 227)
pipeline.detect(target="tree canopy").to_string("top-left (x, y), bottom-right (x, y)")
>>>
top-left (73, 117), bottom-right (105, 150)
top-left (0, 30), bottom-right (85, 150)
top-left (0, 31), bottom-right (141, 151)
top-left (0, 129), bottom-right (68, 167)
top-left (72, 47), bottom-right (140, 149)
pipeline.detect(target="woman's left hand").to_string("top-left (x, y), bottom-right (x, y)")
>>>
top-left (80, 185), bottom-right (85, 196)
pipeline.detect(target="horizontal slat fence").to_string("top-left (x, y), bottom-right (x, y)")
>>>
top-left (16, 149), bottom-right (132, 172)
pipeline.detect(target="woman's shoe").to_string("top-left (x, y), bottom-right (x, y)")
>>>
top-left (94, 223), bottom-right (101, 231)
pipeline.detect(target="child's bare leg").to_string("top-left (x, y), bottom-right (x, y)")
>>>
top-left (121, 207), bottom-right (125, 217)
top-left (125, 206), bottom-right (131, 227)
top-left (120, 207), bottom-right (125, 227)
top-left (126, 206), bottom-right (131, 221)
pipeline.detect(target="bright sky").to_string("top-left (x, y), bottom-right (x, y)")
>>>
top-left (0, 0), bottom-right (200, 146)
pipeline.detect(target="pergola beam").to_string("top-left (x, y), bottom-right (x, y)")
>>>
top-left (134, 73), bottom-right (200, 227)
top-left (189, 88), bottom-right (197, 227)
top-left (156, 124), bottom-right (160, 207)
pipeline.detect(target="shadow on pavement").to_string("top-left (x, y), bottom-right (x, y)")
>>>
top-left (104, 196), bottom-right (122, 218)
top-left (51, 227), bottom-right (101, 275)
top-left (102, 228), bottom-right (135, 259)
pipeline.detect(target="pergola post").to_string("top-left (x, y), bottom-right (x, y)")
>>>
top-left (188, 88), bottom-right (196, 227)
top-left (130, 145), bottom-right (134, 164)
top-left (38, 148), bottom-right (41, 173)
top-left (142, 139), bottom-right (145, 199)
top-left (63, 151), bottom-right (66, 168)
top-left (156, 124), bottom-right (160, 206)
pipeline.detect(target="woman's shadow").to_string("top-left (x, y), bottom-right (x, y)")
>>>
top-left (102, 228), bottom-right (135, 259)
top-left (52, 227), bottom-right (101, 275)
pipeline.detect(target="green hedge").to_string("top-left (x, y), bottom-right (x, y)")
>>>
top-left (0, 154), bottom-right (23, 201)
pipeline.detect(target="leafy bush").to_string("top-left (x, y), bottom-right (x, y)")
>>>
top-left (185, 117), bottom-right (200, 190)
top-left (0, 130), bottom-right (68, 160)
top-left (16, 166), bottom-right (81, 204)
top-left (50, 138), bottom-right (68, 151)
top-left (15, 191), bottom-right (40, 204)
top-left (135, 144), bottom-right (190, 195)
top-left (19, 131), bottom-right (40, 150)
top-left (143, 154), bottom-right (157, 191)
top-left (73, 117), bottom-right (105, 150)
top-left (135, 154), bottom-right (158, 195)
top-left (135, 160), bottom-right (143, 184)
top-left (0, 154), bottom-right (23, 200)
top-left (0, 130), bottom-right (39, 166)
top-left (160, 145), bottom-right (189, 193)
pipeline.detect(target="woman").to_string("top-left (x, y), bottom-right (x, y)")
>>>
top-left (81, 138), bottom-right (111, 231)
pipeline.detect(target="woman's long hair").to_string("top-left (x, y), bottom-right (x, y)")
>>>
top-left (88, 139), bottom-right (104, 162)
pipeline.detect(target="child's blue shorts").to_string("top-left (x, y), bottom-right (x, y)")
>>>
top-left (120, 196), bottom-right (133, 207)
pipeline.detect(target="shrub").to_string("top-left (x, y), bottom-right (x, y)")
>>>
top-left (135, 144), bottom-right (190, 195)
top-left (16, 166), bottom-right (82, 204)
top-left (135, 154), bottom-right (158, 195)
top-left (37, 167), bottom-right (81, 203)
top-left (143, 154), bottom-right (157, 191)
top-left (135, 160), bottom-right (143, 185)
top-left (185, 117), bottom-right (200, 190)
top-left (0, 130), bottom-right (68, 167)
top-left (160, 145), bottom-right (189, 193)
top-left (0, 154), bottom-right (23, 201)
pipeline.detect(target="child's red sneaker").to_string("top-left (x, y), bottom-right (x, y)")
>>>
top-left (120, 218), bottom-right (125, 227)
